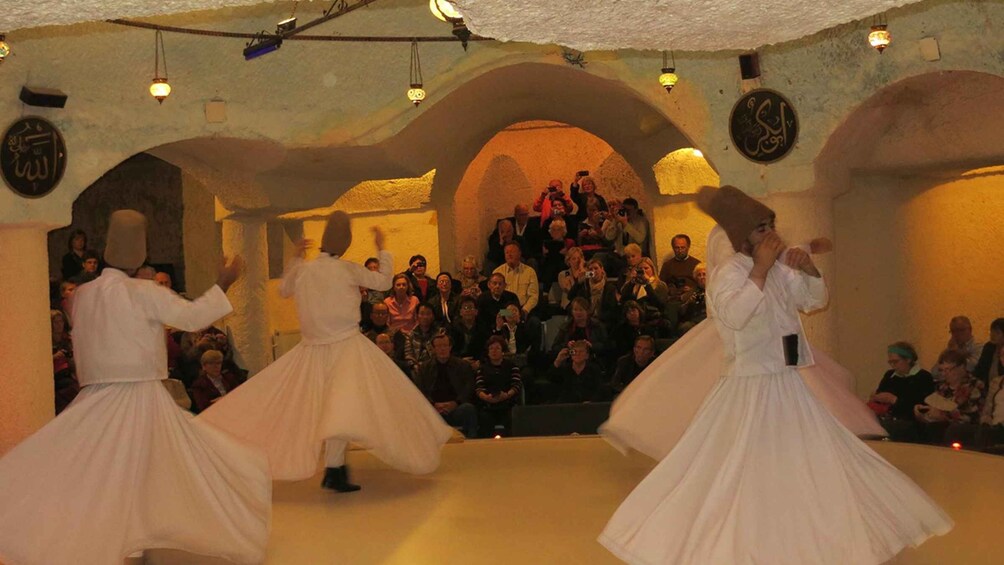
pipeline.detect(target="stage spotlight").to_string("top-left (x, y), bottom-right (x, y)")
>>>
top-left (244, 34), bottom-right (282, 61)
top-left (276, 17), bottom-right (297, 34)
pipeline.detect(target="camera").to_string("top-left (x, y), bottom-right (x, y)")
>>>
top-left (584, 271), bottom-right (596, 279)
top-left (412, 261), bottom-right (426, 269)
top-left (547, 185), bottom-right (557, 192)
top-left (617, 208), bottom-right (628, 217)
top-left (577, 170), bottom-right (589, 177)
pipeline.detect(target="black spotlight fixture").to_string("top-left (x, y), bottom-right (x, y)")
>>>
top-left (429, 0), bottom-right (471, 51)
top-left (244, 32), bottom-right (283, 61)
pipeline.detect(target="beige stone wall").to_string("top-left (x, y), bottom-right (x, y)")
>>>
top-left (181, 173), bottom-right (223, 297)
top-left (834, 170), bottom-right (1004, 397)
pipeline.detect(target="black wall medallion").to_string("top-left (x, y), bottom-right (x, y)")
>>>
top-left (729, 89), bottom-right (798, 164)
top-left (1, 116), bottom-right (68, 198)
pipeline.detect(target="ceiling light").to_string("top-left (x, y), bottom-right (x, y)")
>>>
top-left (149, 30), bottom-right (171, 103)
top-left (658, 50), bottom-right (678, 93)
top-left (868, 15), bottom-right (891, 54)
top-left (429, 0), bottom-right (463, 23)
top-left (429, 0), bottom-right (471, 51)
top-left (0, 34), bottom-right (11, 64)
top-left (408, 40), bottom-right (426, 107)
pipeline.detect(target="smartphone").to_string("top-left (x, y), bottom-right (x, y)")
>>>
top-left (578, 170), bottom-right (589, 177)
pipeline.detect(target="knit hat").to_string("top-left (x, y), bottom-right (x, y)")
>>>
top-left (321, 211), bottom-right (352, 256)
top-left (103, 210), bottom-right (147, 269)
top-left (696, 185), bottom-right (774, 251)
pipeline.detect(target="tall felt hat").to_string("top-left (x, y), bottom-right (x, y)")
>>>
top-left (696, 185), bottom-right (775, 251)
top-left (103, 209), bottom-right (147, 269)
top-left (321, 211), bottom-right (352, 256)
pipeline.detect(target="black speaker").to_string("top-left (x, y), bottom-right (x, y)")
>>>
top-left (19, 86), bottom-right (68, 108)
top-left (738, 53), bottom-right (760, 80)
top-left (511, 402), bottom-right (611, 437)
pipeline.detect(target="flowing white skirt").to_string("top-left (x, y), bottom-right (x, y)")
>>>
top-left (199, 332), bottom-right (454, 481)
top-left (600, 319), bottom-right (887, 461)
top-left (599, 368), bottom-right (953, 565)
top-left (0, 380), bottom-right (271, 565)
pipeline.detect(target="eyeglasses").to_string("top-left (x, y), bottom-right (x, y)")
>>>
top-left (461, 306), bottom-right (476, 311)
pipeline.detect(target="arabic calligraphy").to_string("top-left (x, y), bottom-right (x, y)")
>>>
top-left (1, 117), bottom-right (67, 198)
top-left (729, 90), bottom-right (799, 164)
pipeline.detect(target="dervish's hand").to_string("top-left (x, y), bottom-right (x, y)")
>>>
top-left (371, 227), bottom-right (386, 251)
top-left (217, 255), bottom-right (244, 292)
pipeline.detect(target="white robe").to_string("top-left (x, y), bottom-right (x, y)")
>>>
top-left (600, 251), bottom-right (952, 565)
top-left (0, 269), bottom-right (271, 565)
top-left (201, 251), bottom-right (453, 480)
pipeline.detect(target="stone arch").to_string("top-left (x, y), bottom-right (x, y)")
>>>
top-left (816, 71), bottom-right (1004, 395)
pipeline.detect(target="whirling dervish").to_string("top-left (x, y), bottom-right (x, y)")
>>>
top-left (0, 210), bottom-right (271, 565)
top-left (599, 185), bottom-right (952, 565)
top-left (201, 211), bottom-right (453, 491)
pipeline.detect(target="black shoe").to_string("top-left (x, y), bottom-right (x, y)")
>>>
top-left (321, 465), bottom-right (361, 492)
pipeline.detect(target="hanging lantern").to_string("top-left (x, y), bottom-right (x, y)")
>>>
top-left (150, 30), bottom-right (171, 103)
top-left (868, 15), bottom-right (891, 54)
top-left (0, 34), bottom-right (10, 65)
top-left (658, 51), bottom-right (678, 93)
top-left (408, 40), bottom-right (426, 106)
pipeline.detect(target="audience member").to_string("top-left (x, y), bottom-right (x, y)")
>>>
top-left (476, 273), bottom-right (521, 329)
top-left (659, 234), bottom-right (701, 301)
top-left (491, 305), bottom-right (530, 357)
top-left (973, 318), bottom-right (1004, 387)
top-left (375, 332), bottom-right (412, 375)
top-left (610, 335), bottom-right (656, 395)
top-left (511, 204), bottom-right (543, 263)
top-left (619, 257), bottom-right (673, 335)
top-left (51, 309), bottom-right (79, 414)
top-left (540, 219), bottom-right (575, 294)
top-left (405, 304), bottom-right (440, 376)
top-left (493, 241), bottom-right (539, 319)
top-left (135, 265), bottom-right (157, 280)
top-left (60, 229), bottom-right (91, 281)
top-left (362, 303), bottom-right (406, 359)
top-left (610, 301), bottom-right (657, 361)
top-left (602, 197), bottom-right (651, 259)
top-left (554, 246), bottom-right (587, 310)
top-left (154, 271), bottom-right (173, 290)
top-left (551, 297), bottom-right (609, 359)
top-left (676, 264), bottom-right (707, 334)
top-left (533, 179), bottom-right (575, 224)
top-left (69, 251), bottom-right (101, 284)
top-left (567, 259), bottom-right (619, 328)
top-left (361, 257), bottom-right (387, 305)
top-left (384, 273), bottom-right (420, 334)
top-left (914, 349), bottom-right (984, 445)
top-left (569, 173), bottom-right (608, 224)
top-left (475, 335), bottom-right (523, 437)
top-left (190, 349), bottom-right (244, 414)
top-left (57, 281), bottom-right (76, 315)
top-left (576, 205), bottom-right (611, 257)
top-left (486, 219), bottom-right (522, 273)
top-left (870, 341), bottom-right (935, 442)
top-left (451, 295), bottom-right (489, 364)
top-left (549, 340), bottom-right (606, 403)
top-left (413, 333), bottom-right (478, 438)
top-left (457, 255), bottom-right (487, 299)
top-left (429, 272), bottom-right (460, 325)
top-left (977, 344), bottom-right (1004, 448)
top-left (932, 316), bottom-right (982, 379)
top-left (404, 254), bottom-right (436, 303)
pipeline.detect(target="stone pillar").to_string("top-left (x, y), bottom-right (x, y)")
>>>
top-left (0, 225), bottom-right (55, 455)
top-left (221, 217), bottom-right (271, 376)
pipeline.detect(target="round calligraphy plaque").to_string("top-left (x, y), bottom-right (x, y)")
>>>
top-left (729, 89), bottom-right (798, 164)
top-left (1, 116), bottom-right (68, 198)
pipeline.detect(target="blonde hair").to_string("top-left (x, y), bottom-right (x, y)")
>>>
top-left (624, 243), bottom-right (642, 256)
top-left (201, 349), bottom-right (224, 365)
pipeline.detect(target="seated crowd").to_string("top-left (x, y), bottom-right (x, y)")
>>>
top-left (360, 171), bottom-right (710, 438)
top-left (47, 229), bottom-right (247, 416)
top-left (869, 316), bottom-right (1004, 452)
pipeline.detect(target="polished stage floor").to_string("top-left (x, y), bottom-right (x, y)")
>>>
top-left (144, 436), bottom-right (1002, 565)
